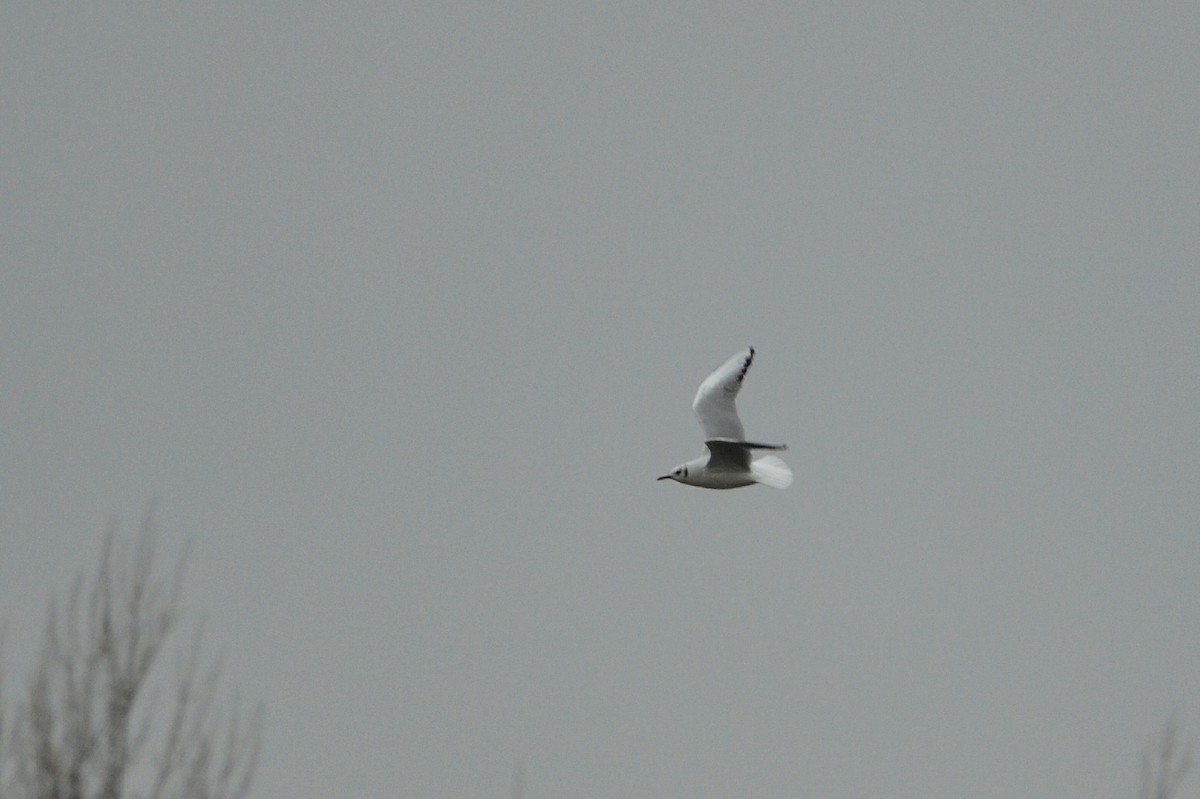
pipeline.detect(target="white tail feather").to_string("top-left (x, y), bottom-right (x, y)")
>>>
top-left (750, 455), bottom-right (792, 489)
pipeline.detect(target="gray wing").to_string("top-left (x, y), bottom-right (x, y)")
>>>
top-left (704, 439), bottom-right (752, 471)
top-left (705, 438), bottom-right (788, 472)
top-left (692, 347), bottom-right (754, 441)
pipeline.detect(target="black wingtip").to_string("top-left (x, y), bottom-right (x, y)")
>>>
top-left (736, 348), bottom-right (754, 382)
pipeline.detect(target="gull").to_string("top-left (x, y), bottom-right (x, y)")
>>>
top-left (658, 347), bottom-right (793, 489)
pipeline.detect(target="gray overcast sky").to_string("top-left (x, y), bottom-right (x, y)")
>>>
top-left (3, 4), bottom-right (1198, 798)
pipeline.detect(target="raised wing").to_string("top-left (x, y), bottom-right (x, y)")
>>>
top-left (692, 347), bottom-right (754, 441)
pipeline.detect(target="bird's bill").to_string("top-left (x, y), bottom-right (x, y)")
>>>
top-left (656, 474), bottom-right (672, 480)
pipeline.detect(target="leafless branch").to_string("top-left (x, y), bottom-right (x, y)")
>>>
top-left (1137, 711), bottom-right (1194, 799)
top-left (1, 516), bottom-right (260, 799)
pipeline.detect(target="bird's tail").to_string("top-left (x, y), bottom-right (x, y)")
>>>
top-left (750, 455), bottom-right (793, 489)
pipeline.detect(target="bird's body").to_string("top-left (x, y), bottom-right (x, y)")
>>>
top-left (658, 348), bottom-right (792, 490)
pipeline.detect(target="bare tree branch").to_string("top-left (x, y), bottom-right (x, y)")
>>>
top-left (1137, 711), bottom-right (1194, 799)
top-left (1, 517), bottom-right (261, 799)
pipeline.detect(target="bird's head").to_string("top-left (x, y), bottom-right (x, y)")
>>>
top-left (657, 463), bottom-right (689, 483)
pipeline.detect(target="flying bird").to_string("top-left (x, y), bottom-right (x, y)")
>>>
top-left (658, 347), bottom-right (792, 489)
